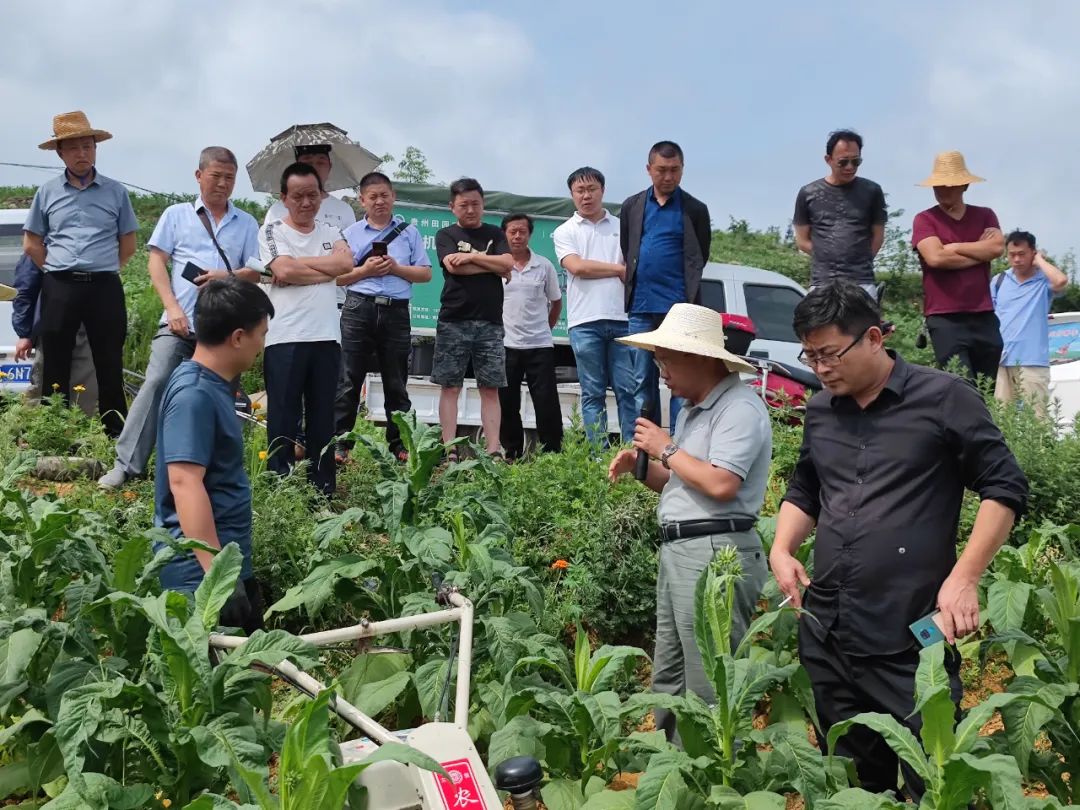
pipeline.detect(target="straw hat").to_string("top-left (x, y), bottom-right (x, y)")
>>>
top-left (0, 284), bottom-right (16, 303)
top-left (917, 151), bottom-right (985, 187)
top-left (617, 303), bottom-right (755, 374)
top-left (38, 111), bottom-right (113, 151)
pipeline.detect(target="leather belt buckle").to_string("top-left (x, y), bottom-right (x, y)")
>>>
top-left (72, 271), bottom-right (93, 282)
top-left (374, 295), bottom-right (392, 306)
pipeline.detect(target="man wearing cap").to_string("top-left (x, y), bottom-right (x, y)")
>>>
top-left (23, 111), bottom-right (138, 436)
top-left (98, 146), bottom-right (261, 489)
top-left (912, 151), bottom-right (1006, 381)
top-left (608, 304), bottom-right (771, 739)
top-left (12, 254), bottom-right (98, 415)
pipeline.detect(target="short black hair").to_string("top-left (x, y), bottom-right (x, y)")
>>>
top-left (280, 161), bottom-right (323, 195)
top-left (566, 166), bottom-right (605, 190)
top-left (648, 141), bottom-right (684, 164)
top-left (792, 280), bottom-right (881, 340)
top-left (449, 177), bottom-right (483, 202)
top-left (359, 171), bottom-right (393, 193)
top-left (501, 213), bottom-right (534, 234)
top-left (195, 276), bottom-right (275, 346)
top-left (1006, 230), bottom-right (1037, 249)
top-left (295, 144), bottom-right (331, 160)
top-left (826, 129), bottom-right (863, 156)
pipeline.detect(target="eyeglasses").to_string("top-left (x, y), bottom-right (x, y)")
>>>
top-left (798, 326), bottom-right (870, 368)
top-left (836, 157), bottom-right (863, 168)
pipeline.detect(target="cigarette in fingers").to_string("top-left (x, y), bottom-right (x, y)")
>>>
top-left (779, 594), bottom-right (793, 608)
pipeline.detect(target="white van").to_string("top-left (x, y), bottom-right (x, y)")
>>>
top-left (0, 209), bottom-right (33, 392)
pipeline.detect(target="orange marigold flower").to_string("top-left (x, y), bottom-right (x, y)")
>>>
top-left (73, 385), bottom-right (86, 393)
top-left (251, 400), bottom-right (262, 411)
top-left (51, 383), bottom-right (60, 391)
top-left (551, 559), bottom-right (569, 570)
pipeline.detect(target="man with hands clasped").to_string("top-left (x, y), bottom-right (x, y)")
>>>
top-left (770, 281), bottom-right (1028, 802)
top-left (608, 303), bottom-right (771, 740)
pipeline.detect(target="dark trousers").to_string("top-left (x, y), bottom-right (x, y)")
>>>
top-left (39, 271), bottom-right (128, 437)
top-left (333, 294), bottom-right (412, 453)
top-left (799, 627), bottom-right (962, 802)
top-left (926, 311), bottom-right (1003, 382)
top-left (264, 341), bottom-right (340, 497)
top-left (498, 346), bottom-right (563, 460)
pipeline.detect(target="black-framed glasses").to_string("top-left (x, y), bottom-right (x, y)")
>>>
top-left (836, 157), bottom-right (863, 168)
top-left (798, 326), bottom-right (871, 369)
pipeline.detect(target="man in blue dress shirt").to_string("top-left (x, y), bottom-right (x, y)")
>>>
top-left (620, 141), bottom-right (712, 433)
top-left (23, 111), bottom-right (138, 436)
top-left (98, 147), bottom-right (261, 489)
top-left (333, 172), bottom-right (431, 461)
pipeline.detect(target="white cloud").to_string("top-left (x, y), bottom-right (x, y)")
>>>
top-left (0, 0), bottom-right (600, 205)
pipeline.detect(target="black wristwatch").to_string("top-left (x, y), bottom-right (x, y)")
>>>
top-left (661, 443), bottom-right (680, 469)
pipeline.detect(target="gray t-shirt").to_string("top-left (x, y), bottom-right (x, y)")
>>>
top-left (793, 176), bottom-right (887, 285)
top-left (657, 375), bottom-right (772, 523)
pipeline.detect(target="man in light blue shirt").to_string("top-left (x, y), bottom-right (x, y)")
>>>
top-left (23, 111), bottom-right (138, 436)
top-left (991, 230), bottom-right (1069, 416)
top-left (99, 147), bottom-right (260, 488)
top-left (333, 172), bottom-right (431, 460)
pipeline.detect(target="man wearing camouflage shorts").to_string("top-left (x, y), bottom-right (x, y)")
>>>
top-left (432, 178), bottom-right (513, 457)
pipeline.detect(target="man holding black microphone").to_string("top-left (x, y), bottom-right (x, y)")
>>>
top-left (608, 303), bottom-right (771, 739)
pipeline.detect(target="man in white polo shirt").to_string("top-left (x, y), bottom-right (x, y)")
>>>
top-left (552, 167), bottom-right (636, 445)
top-left (259, 162), bottom-right (353, 498)
top-left (499, 213), bottom-right (563, 459)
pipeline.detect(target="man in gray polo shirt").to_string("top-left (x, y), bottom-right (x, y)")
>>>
top-left (609, 303), bottom-right (771, 738)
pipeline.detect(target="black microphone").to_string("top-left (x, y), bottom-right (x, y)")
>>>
top-left (634, 401), bottom-right (652, 481)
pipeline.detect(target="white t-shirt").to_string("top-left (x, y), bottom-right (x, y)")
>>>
top-left (503, 252), bottom-right (561, 349)
top-left (551, 209), bottom-right (626, 329)
top-left (258, 220), bottom-right (345, 347)
top-left (266, 196), bottom-right (356, 306)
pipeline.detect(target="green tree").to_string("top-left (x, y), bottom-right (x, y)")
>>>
top-left (379, 146), bottom-right (434, 184)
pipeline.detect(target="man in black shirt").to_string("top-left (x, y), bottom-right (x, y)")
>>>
top-left (793, 130), bottom-right (887, 294)
top-left (432, 178), bottom-right (513, 457)
top-left (770, 281), bottom-right (1027, 802)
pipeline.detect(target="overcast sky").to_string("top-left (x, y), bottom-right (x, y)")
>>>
top-left (2, 0), bottom-right (1078, 258)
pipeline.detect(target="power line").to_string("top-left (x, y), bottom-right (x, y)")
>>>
top-left (0, 161), bottom-right (185, 200)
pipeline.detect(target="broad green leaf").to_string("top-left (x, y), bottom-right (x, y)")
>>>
top-left (574, 623), bottom-right (591, 692)
top-left (216, 629), bottom-right (320, 671)
top-left (584, 645), bottom-right (648, 694)
top-left (826, 712), bottom-right (931, 785)
top-left (542, 778), bottom-right (588, 810)
top-left (762, 725), bottom-right (825, 807)
top-left (359, 740), bottom-right (447, 776)
top-left (0, 628), bottom-right (41, 708)
top-left (733, 608), bottom-right (787, 659)
top-left (413, 657), bottom-right (451, 719)
top-left (708, 788), bottom-right (785, 810)
top-left (950, 752), bottom-right (1027, 809)
top-left (42, 772), bottom-right (152, 810)
top-left (1000, 678), bottom-right (1077, 774)
top-left (988, 579), bottom-right (1033, 633)
top-left (110, 534), bottom-right (151, 593)
top-left (815, 788), bottom-right (905, 809)
top-left (193, 543), bottom-right (243, 631)
top-left (180, 796), bottom-right (243, 810)
top-left (487, 715), bottom-right (553, 776)
top-left (0, 761), bottom-right (31, 801)
top-left (0, 708), bottom-right (50, 747)
top-left (190, 713), bottom-right (266, 772)
top-left (953, 691), bottom-right (1022, 755)
top-left (52, 677), bottom-right (125, 777)
top-left (265, 556), bottom-right (379, 620)
top-left (580, 789), bottom-right (637, 810)
top-left (339, 652), bottom-right (413, 717)
top-left (635, 751), bottom-right (691, 810)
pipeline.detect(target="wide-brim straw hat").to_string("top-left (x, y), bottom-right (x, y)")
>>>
top-left (38, 111), bottom-right (113, 151)
top-left (917, 151), bottom-right (985, 187)
top-left (617, 303), bottom-right (756, 375)
top-left (0, 284), bottom-right (16, 303)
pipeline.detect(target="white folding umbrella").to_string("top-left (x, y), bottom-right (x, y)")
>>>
top-left (246, 123), bottom-right (382, 193)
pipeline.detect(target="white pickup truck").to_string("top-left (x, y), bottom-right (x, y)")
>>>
top-left (365, 262), bottom-right (808, 433)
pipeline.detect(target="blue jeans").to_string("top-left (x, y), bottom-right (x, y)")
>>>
top-left (568, 319), bottom-right (637, 444)
top-left (158, 540), bottom-right (252, 594)
top-left (628, 312), bottom-right (682, 433)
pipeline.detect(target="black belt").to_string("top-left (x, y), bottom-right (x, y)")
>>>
top-left (347, 291), bottom-right (409, 308)
top-left (49, 270), bottom-right (119, 283)
top-left (660, 518), bottom-right (756, 542)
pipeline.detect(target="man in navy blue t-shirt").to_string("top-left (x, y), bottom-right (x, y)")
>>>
top-left (154, 276), bottom-right (274, 631)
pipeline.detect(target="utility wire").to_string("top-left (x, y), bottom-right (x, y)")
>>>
top-left (0, 161), bottom-right (186, 200)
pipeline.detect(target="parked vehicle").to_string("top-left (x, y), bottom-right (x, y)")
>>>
top-left (0, 209), bottom-right (33, 392)
top-left (1049, 312), bottom-right (1080, 431)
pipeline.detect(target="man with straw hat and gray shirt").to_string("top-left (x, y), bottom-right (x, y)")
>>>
top-left (912, 151), bottom-right (1005, 381)
top-left (608, 303), bottom-right (770, 739)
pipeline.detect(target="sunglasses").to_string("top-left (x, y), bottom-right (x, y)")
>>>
top-left (836, 157), bottom-right (863, 168)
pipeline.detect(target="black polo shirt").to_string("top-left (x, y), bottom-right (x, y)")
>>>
top-left (783, 352), bottom-right (1028, 655)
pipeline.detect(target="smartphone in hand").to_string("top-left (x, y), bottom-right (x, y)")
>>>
top-left (909, 611), bottom-right (946, 647)
top-left (181, 261), bottom-right (204, 284)
top-left (371, 241), bottom-right (388, 257)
